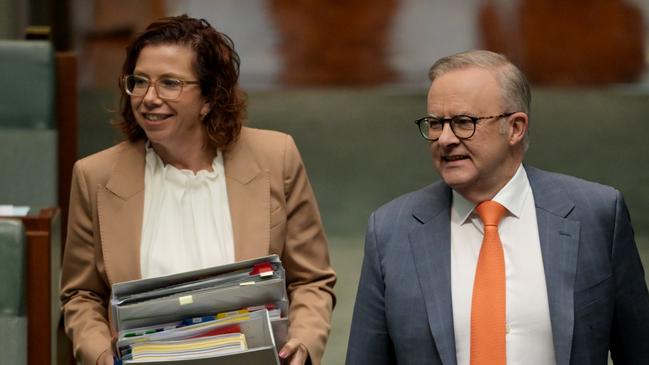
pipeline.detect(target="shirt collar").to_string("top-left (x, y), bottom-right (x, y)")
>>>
top-left (144, 141), bottom-right (223, 181)
top-left (452, 164), bottom-right (529, 224)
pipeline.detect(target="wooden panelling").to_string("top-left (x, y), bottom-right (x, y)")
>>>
top-left (269, 0), bottom-right (398, 86)
top-left (479, 0), bottom-right (646, 85)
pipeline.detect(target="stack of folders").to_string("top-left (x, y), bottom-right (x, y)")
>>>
top-left (111, 255), bottom-right (288, 364)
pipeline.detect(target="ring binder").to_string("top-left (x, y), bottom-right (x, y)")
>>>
top-left (110, 255), bottom-right (288, 364)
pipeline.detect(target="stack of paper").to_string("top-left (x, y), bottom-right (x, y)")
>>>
top-left (111, 255), bottom-right (288, 364)
top-left (128, 333), bottom-right (247, 361)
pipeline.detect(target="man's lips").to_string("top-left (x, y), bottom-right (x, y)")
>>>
top-left (442, 155), bottom-right (469, 162)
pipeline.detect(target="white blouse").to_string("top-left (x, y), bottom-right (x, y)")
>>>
top-left (140, 144), bottom-right (235, 279)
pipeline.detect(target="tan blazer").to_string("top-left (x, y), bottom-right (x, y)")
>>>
top-left (60, 127), bottom-right (336, 365)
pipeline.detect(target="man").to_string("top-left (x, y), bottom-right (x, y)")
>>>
top-left (346, 50), bottom-right (649, 365)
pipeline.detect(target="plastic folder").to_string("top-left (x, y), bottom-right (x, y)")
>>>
top-left (111, 255), bottom-right (288, 364)
top-left (118, 310), bottom-right (278, 364)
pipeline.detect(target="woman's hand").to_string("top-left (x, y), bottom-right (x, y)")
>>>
top-left (96, 349), bottom-right (113, 365)
top-left (279, 338), bottom-right (309, 365)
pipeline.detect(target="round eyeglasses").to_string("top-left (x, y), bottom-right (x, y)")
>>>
top-left (414, 112), bottom-right (515, 141)
top-left (123, 75), bottom-right (200, 101)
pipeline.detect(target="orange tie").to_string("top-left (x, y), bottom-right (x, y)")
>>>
top-left (470, 200), bottom-right (507, 365)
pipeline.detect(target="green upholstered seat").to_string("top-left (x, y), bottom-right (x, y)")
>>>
top-left (0, 40), bottom-right (55, 129)
top-left (0, 219), bottom-right (27, 365)
top-left (0, 40), bottom-right (57, 207)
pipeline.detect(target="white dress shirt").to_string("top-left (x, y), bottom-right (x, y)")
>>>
top-left (450, 164), bottom-right (556, 365)
top-left (140, 144), bottom-right (235, 279)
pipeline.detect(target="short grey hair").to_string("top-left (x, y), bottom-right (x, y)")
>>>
top-left (428, 50), bottom-right (531, 116)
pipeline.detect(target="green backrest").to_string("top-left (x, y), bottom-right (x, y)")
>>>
top-left (245, 88), bottom-right (649, 238)
top-left (0, 219), bottom-right (26, 315)
top-left (0, 40), bottom-right (58, 207)
top-left (0, 40), bottom-right (55, 129)
top-left (0, 219), bottom-right (27, 365)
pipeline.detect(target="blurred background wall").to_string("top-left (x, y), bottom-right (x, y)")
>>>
top-left (2, 1), bottom-right (649, 364)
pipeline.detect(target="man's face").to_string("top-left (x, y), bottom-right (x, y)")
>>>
top-left (427, 67), bottom-right (524, 201)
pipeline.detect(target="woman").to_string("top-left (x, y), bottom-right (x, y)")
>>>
top-left (60, 15), bottom-right (336, 365)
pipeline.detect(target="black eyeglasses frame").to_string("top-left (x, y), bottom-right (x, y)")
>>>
top-left (414, 112), bottom-right (516, 141)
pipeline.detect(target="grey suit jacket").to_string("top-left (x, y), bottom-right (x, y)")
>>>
top-left (346, 165), bottom-right (649, 365)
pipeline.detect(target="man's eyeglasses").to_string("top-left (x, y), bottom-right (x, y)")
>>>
top-left (123, 75), bottom-right (200, 101)
top-left (414, 112), bottom-right (515, 141)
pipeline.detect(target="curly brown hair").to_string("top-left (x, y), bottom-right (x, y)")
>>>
top-left (115, 14), bottom-right (246, 149)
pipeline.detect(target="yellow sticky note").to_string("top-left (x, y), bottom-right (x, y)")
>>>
top-left (179, 295), bottom-right (193, 305)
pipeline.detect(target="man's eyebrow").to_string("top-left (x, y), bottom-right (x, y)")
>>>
top-left (427, 112), bottom-right (475, 118)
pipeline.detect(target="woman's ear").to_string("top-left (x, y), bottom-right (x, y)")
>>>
top-left (200, 102), bottom-right (211, 119)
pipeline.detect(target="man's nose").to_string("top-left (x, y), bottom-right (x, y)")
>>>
top-left (436, 122), bottom-right (459, 146)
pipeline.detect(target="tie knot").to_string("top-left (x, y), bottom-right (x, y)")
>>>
top-left (475, 200), bottom-right (506, 226)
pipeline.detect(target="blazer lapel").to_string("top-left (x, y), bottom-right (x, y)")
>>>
top-left (224, 134), bottom-right (270, 261)
top-left (408, 183), bottom-right (457, 365)
top-left (526, 166), bottom-right (580, 365)
top-left (97, 141), bottom-right (145, 284)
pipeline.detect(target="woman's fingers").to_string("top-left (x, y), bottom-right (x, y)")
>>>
top-left (279, 338), bottom-right (308, 365)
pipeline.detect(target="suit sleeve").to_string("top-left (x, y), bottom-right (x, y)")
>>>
top-left (280, 135), bottom-right (336, 365)
top-left (609, 191), bottom-right (649, 363)
top-left (346, 212), bottom-right (396, 364)
top-left (60, 162), bottom-right (113, 365)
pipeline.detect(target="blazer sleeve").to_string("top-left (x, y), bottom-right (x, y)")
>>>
top-left (60, 161), bottom-right (113, 365)
top-left (609, 191), bottom-right (649, 363)
top-left (280, 135), bottom-right (336, 365)
top-left (346, 212), bottom-right (396, 365)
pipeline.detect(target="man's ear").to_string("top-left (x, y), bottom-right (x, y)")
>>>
top-left (508, 112), bottom-right (528, 145)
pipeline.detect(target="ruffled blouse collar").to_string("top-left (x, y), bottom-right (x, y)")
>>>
top-left (144, 142), bottom-right (221, 186)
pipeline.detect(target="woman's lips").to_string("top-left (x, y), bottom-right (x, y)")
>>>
top-left (143, 113), bottom-right (172, 122)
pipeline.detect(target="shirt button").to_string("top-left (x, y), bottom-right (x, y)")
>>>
top-left (505, 324), bottom-right (511, 334)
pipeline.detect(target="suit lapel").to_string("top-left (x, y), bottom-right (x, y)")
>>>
top-left (98, 141), bottom-right (145, 284)
top-left (408, 167), bottom-right (581, 365)
top-left (408, 183), bottom-right (457, 365)
top-left (526, 166), bottom-right (580, 365)
top-left (224, 132), bottom-right (270, 261)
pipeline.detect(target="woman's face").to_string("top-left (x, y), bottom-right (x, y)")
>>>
top-left (130, 43), bottom-right (210, 151)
